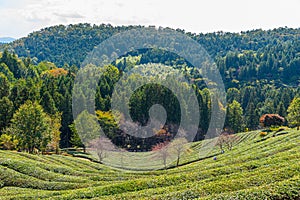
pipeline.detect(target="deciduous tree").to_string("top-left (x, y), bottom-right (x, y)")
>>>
top-left (8, 101), bottom-right (51, 153)
top-left (287, 97), bottom-right (300, 130)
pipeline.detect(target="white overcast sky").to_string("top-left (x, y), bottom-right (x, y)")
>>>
top-left (0, 0), bottom-right (299, 38)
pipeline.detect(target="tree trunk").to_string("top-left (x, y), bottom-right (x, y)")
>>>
top-left (176, 157), bottom-right (180, 167)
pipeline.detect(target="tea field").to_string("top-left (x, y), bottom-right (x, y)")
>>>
top-left (0, 129), bottom-right (299, 199)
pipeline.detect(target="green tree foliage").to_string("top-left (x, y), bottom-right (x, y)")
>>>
top-left (276, 102), bottom-right (287, 117)
top-left (0, 133), bottom-right (18, 150)
top-left (72, 110), bottom-right (101, 152)
top-left (8, 101), bottom-right (51, 153)
top-left (0, 73), bottom-right (10, 98)
top-left (0, 50), bottom-right (26, 78)
top-left (0, 63), bottom-right (15, 81)
top-left (95, 110), bottom-right (119, 140)
top-left (59, 91), bottom-right (73, 147)
top-left (0, 26), bottom-right (298, 151)
top-left (9, 25), bottom-right (299, 77)
top-left (12, 24), bottom-right (134, 67)
top-left (225, 100), bottom-right (244, 133)
top-left (39, 70), bottom-right (75, 147)
top-left (245, 102), bottom-right (258, 130)
top-left (40, 91), bottom-right (58, 115)
top-left (227, 88), bottom-right (240, 103)
top-left (69, 123), bottom-right (84, 149)
top-left (96, 65), bottom-right (120, 111)
top-left (0, 97), bottom-right (14, 132)
top-left (47, 112), bottom-right (62, 154)
top-left (287, 97), bottom-right (300, 130)
top-left (9, 78), bottom-right (41, 111)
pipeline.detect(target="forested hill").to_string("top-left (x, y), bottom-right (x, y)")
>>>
top-left (10, 24), bottom-right (136, 67)
top-left (6, 24), bottom-right (300, 86)
top-left (0, 24), bottom-right (300, 149)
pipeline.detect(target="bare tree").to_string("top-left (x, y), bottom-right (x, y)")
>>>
top-left (225, 134), bottom-right (239, 150)
top-left (216, 134), bottom-right (226, 151)
top-left (152, 141), bottom-right (169, 170)
top-left (216, 132), bottom-right (239, 151)
top-left (89, 136), bottom-right (114, 163)
top-left (170, 137), bottom-right (188, 167)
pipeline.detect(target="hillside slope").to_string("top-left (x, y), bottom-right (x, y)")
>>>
top-left (6, 25), bottom-right (299, 64)
top-left (0, 129), bottom-right (299, 199)
top-left (6, 24), bottom-right (300, 86)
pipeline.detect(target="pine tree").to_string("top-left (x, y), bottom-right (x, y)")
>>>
top-left (0, 97), bottom-right (14, 132)
top-left (225, 100), bottom-right (244, 133)
top-left (245, 102), bottom-right (258, 130)
top-left (41, 91), bottom-right (57, 115)
top-left (276, 102), bottom-right (286, 117)
top-left (0, 73), bottom-right (10, 99)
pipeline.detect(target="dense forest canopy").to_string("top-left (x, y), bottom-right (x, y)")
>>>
top-left (0, 24), bottom-right (299, 152)
top-left (2, 24), bottom-right (299, 86)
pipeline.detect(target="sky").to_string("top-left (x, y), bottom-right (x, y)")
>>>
top-left (0, 0), bottom-right (299, 39)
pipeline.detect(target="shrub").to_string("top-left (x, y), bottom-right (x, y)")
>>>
top-left (0, 133), bottom-right (18, 150)
top-left (259, 114), bottom-right (285, 128)
top-left (259, 132), bottom-right (268, 137)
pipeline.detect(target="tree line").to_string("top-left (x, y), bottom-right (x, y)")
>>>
top-left (0, 24), bottom-right (299, 152)
top-left (0, 49), bottom-right (299, 153)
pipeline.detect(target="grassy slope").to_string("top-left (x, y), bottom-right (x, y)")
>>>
top-left (0, 129), bottom-right (299, 199)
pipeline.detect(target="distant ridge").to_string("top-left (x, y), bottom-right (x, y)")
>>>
top-left (0, 37), bottom-right (16, 43)
top-left (8, 24), bottom-right (300, 68)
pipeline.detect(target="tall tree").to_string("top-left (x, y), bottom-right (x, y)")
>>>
top-left (40, 91), bottom-right (57, 115)
top-left (0, 50), bottom-right (25, 79)
top-left (47, 112), bottom-right (62, 154)
top-left (287, 97), bottom-right (300, 130)
top-left (0, 63), bottom-right (15, 81)
top-left (59, 91), bottom-right (73, 147)
top-left (69, 123), bottom-right (84, 149)
top-left (0, 97), bottom-right (14, 132)
top-left (8, 101), bottom-right (51, 153)
top-left (0, 97), bottom-right (14, 131)
top-left (0, 73), bottom-right (10, 99)
top-left (245, 102), bottom-right (258, 130)
top-left (226, 88), bottom-right (240, 103)
top-left (276, 101), bottom-right (287, 117)
top-left (72, 110), bottom-right (101, 152)
top-left (225, 100), bottom-right (244, 133)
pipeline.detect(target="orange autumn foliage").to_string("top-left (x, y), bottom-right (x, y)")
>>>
top-left (47, 68), bottom-right (68, 77)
